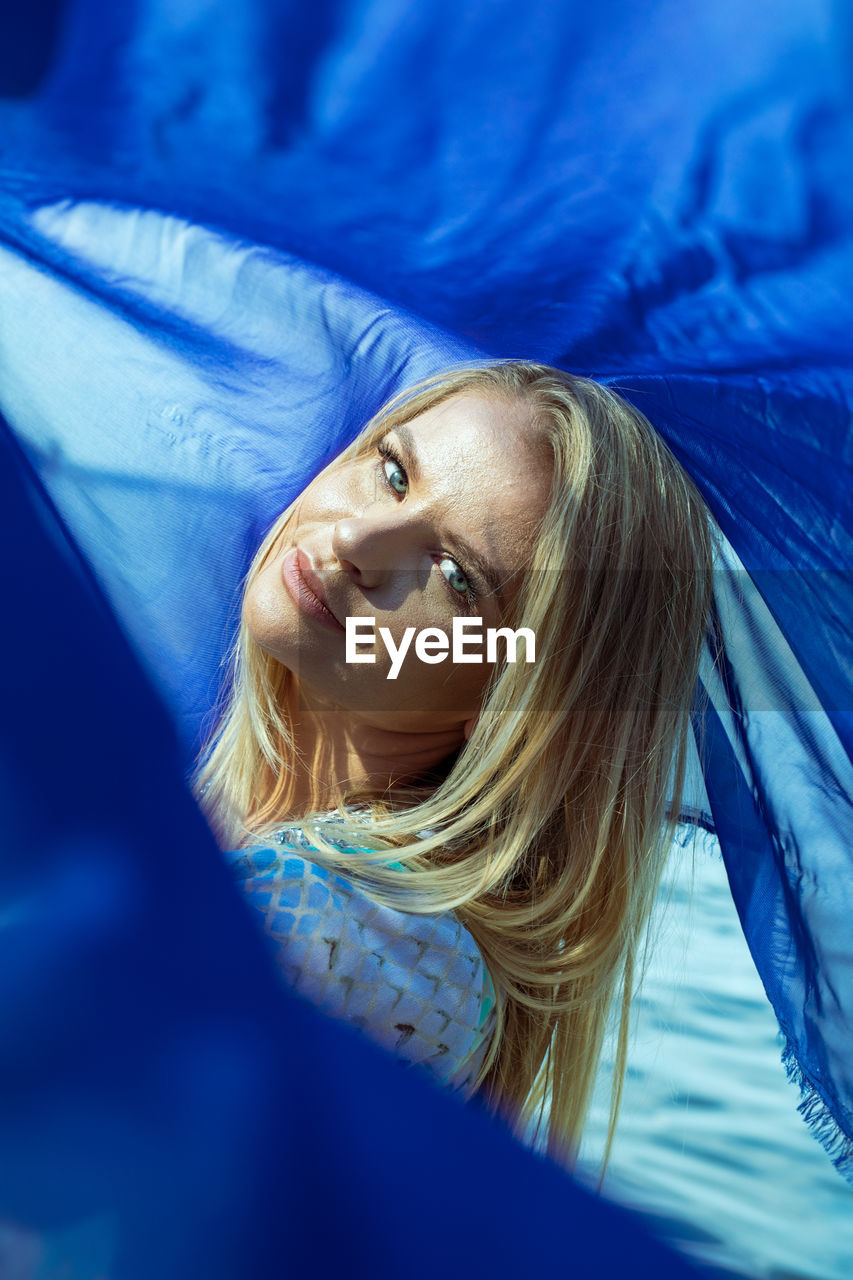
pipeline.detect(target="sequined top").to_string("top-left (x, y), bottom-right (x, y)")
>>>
top-left (223, 812), bottom-right (497, 1097)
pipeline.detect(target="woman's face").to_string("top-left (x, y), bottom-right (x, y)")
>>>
top-left (244, 391), bottom-right (553, 732)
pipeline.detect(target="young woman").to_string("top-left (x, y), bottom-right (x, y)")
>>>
top-left (193, 360), bottom-right (718, 1171)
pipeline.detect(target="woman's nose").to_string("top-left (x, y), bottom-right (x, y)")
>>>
top-left (331, 512), bottom-right (420, 589)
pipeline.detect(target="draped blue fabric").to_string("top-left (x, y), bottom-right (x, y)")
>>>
top-left (0, 0), bottom-right (851, 1263)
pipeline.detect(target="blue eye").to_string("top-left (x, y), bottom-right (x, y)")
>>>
top-left (438, 555), bottom-right (476, 605)
top-left (375, 437), bottom-right (478, 610)
top-left (377, 441), bottom-right (408, 495)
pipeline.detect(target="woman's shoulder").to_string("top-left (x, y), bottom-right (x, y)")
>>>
top-left (222, 809), bottom-right (406, 897)
top-left (223, 813), bottom-right (496, 1095)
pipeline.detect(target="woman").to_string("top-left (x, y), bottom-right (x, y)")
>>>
top-left (193, 360), bottom-right (718, 1171)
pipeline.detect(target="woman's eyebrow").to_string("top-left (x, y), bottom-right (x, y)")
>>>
top-left (451, 532), bottom-right (508, 609)
top-left (391, 424), bottom-right (508, 608)
top-left (393, 424), bottom-right (422, 482)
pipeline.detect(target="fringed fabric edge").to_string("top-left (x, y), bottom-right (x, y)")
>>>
top-left (781, 1037), bottom-right (853, 1184)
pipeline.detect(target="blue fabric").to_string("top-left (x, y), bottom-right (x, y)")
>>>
top-left (0, 0), bottom-right (850, 1254)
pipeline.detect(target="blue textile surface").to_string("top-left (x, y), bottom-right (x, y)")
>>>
top-left (0, 0), bottom-right (851, 1256)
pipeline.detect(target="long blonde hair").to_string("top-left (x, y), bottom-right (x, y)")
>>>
top-left (193, 361), bottom-right (718, 1171)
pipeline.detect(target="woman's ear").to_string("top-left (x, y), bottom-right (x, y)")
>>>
top-left (463, 715), bottom-right (479, 741)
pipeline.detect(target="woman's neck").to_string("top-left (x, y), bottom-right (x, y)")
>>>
top-left (249, 702), bottom-right (463, 828)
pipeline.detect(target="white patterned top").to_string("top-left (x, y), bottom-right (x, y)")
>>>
top-left (223, 813), bottom-right (497, 1097)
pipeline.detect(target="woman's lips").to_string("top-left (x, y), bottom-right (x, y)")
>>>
top-left (281, 547), bottom-right (346, 632)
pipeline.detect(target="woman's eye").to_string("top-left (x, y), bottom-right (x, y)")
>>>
top-left (378, 444), bottom-right (408, 496)
top-left (438, 555), bottom-right (473, 601)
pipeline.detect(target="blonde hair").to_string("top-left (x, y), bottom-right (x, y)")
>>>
top-left (193, 361), bottom-right (718, 1173)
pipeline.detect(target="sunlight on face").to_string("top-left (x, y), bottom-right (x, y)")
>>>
top-left (244, 392), bottom-right (553, 730)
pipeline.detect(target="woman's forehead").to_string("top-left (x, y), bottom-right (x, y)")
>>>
top-left (398, 394), bottom-right (552, 591)
top-left (399, 392), bottom-right (552, 488)
top-left (405, 389), bottom-right (539, 441)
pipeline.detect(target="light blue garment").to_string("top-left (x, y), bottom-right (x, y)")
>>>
top-left (224, 817), bottom-right (497, 1096)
